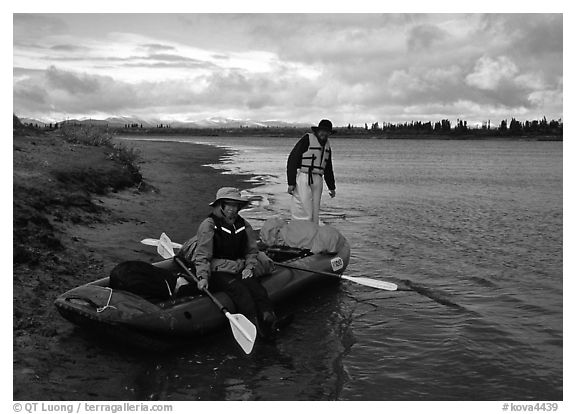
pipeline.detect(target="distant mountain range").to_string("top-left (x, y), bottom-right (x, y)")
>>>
top-left (18, 116), bottom-right (311, 129)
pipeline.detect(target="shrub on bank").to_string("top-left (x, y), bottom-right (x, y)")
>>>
top-left (107, 142), bottom-right (143, 185)
top-left (59, 123), bottom-right (142, 184)
top-left (108, 143), bottom-right (141, 172)
top-left (60, 123), bottom-right (114, 146)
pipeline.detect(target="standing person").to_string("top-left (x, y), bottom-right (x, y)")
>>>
top-left (287, 119), bottom-right (336, 224)
top-left (191, 187), bottom-right (278, 337)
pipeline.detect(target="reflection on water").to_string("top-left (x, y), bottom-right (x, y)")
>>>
top-left (111, 283), bottom-right (352, 400)
top-left (117, 136), bottom-right (562, 400)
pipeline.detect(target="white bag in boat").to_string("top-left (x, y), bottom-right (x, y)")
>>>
top-left (260, 217), bottom-right (345, 254)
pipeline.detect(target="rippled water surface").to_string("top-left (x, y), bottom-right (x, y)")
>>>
top-left (123, 136), bottom-right (563, 400)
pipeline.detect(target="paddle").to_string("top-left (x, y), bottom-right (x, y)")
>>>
top-left (273, 262), bottom-right (398, 291)
top-left (156, 233), bottom-right (257, 354)
top-left (141, 238), bottom-right (182, 249)
top-left (141, 236), bottom-right (398, 292)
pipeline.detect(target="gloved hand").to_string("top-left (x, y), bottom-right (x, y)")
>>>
top-left (287, 185), bottom-right (296, 195)
top-left (242, 267), bottom-right (254, 279)
top-left (197, 278), bottom-right (208, 291)
top-left (328, 189), bottom-right (336, 198)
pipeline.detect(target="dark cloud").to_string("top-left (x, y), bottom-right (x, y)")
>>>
top-left (120, 61), bottom-right (218, 70)
top-left (45, 66), bottom-right (103, 94)
top-left (475, 13), bottom-right (563, 70)
top-left (47, 55), bottom-right (140, 62)
top-left (50, 44), bottom-right (89, 52)
top-left (44, 52), bottom-right (219, 69)
top-left (146, 53), bottom-right (207, 63)
top-left (14, 66), bottom-right (45, 77)
top-left (13, 81), bottom-right (49, 112)
top-left (13, 14), bottom-right (68, 43)
top-left (140, 43), bottom-right (175, 52)
top-left (15, 66), bottom-right (140, 114)
top-left (407, 24), bottom-right (448, 51)
top-left (13, 65), bottom-right (319, 118)
top-left (119, 53), bottom-right (221, 69)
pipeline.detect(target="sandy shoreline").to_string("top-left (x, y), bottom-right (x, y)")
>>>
top-left (13, 131), bottom-right (257, 400)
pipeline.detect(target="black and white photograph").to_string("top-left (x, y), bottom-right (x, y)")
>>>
top-left (11, 6), bottom-right (565, 406)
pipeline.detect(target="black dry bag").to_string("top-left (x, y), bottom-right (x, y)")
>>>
top-left (109, 261), bottom-right (177, 302)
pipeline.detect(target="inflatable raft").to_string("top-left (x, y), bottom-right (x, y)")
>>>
top-left (54, 241), bottom-right (350, 349)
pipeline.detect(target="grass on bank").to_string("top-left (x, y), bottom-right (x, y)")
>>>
top-left (13, 121), bottom-right (148, 267)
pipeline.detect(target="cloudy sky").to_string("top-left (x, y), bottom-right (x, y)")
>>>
top-left (13, 13), bottom-right (563, 125)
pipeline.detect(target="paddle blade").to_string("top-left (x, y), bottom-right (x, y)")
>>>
top-left (141, 238), bottom-right (160, 246)
top-left (225, 312), bottom-right (257, 354)
top-left (157, 233), bottom-right (175, 259)
top-left (141, 238), bottom-right (183, 249)
top-left (342, 275), bottom-right (398, 291)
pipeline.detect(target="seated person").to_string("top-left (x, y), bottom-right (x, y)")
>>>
top-left (189, 187), bottom-right (278, 337)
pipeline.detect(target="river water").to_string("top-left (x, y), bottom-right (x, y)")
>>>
top-left (120, 136), bottom-right (563, 400)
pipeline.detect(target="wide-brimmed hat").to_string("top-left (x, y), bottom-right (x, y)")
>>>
top-left (311, 119), bottom-right (337, 134)
top-left (209, 187), bottom-right (250, 207)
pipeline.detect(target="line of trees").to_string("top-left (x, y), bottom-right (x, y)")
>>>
top-left (347, 117), bottom-right (562, 137)
top-left (22, 122), bottom-right (60, 129)
top-left (15, 114), bottom-right (563, 139)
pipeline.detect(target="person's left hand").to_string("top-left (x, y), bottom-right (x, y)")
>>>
top-left (197, 278), bottom-right (209, 291)
top-left (329, 189), bottom-right (336, 198)
top-left (242, 267), bottom-right (253, 279)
